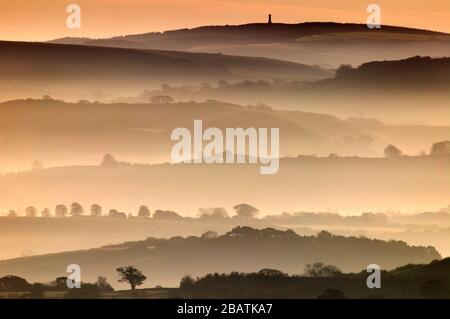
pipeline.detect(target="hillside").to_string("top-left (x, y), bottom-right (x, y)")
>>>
top-left (1, 98), bottom-right (449, 172)
top-left (0, 40), bottom-right (330, 91)
top-left (0, 227), bottom-right (441, 288)
top-left (51, 22), bottom-right (450, 67)
top-left (139, 56), bottom-right (450, 124)
top-left (391, 258), bottom-right (450, 281)
top-left (0, 155), bottom-right (449, 216)
top-left (314, 56), bottom-right (450, 89)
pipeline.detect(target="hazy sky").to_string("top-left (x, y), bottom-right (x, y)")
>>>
top-left (1, 0), bottom-right (449, 41)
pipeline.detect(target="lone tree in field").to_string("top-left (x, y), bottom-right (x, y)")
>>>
top-left (101, 153), bottom-right (117, 166)
top-left (116, 266), bottom-right (147, 291)
top-left (138, 205), bottom-right (151, 218)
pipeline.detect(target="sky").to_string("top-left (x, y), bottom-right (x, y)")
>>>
top-left (0, 0), bottom-right (449, 41)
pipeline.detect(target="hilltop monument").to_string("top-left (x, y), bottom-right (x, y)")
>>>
top-left (268, 14), bottom-right (272, 24)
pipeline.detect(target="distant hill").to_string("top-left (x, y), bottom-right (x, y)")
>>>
top-left (50, 22), bottom-right (450, 67)
top-left (0, 227), bottom-right (441, 288)
top-left (0, 153), bottom-right (449, 218)
top-left (390, 258), bottom-right (450, 283)
top-left (0, 41), bottom-right (330, 90)
top-left (314, 56), bottom-right (450, 89)
top-left (141, 56), bottom-right (450, 124)
top-left (1, 98), bottom-right (449, 173)
top-left (177, 258), bottom-right (450, 299)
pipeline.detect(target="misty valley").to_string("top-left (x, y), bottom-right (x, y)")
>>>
top-left (0, 8), bottom-right (449, 301)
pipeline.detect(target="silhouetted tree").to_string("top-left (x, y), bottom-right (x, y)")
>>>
top-left (0, 275), bottom-right (31, 291)
top-left (116, 266), bottom-right (147, 291)
top-left (40, 208), bottom-right (51, 218)
top-left (430, 141), bottom-right (450, 155)
top-left (101, 154), bottom-right (117, 166)
top-left (233, 204), bottom-right (259, 219)
top-left (198, 207), bottom-right (229, 220)
top-left (109, 209), bottom-right (127, 219)
top-left (303, 263), bottom-right (342, 278)
top-left (258, 269), bottom-right (287, 277)
top-left (55, 277), bottom-right (68, 290)
top-left (384, 144), bottom-right (403, 157)
top-left (96, 276), bottom-right (113, 292)
top-left (138, 205), bottom-right (151, 218)
top-left (25, 206), bottom-right (37, 218)
top-left (55, 204), bottom-right (68, 217)
top-left (109, 209), bottom-right (118, 217)
top-left (153, 210), bottom-right (183, 220)
top-left (180, 275), bottom-right (196, 289)
top-left (90, 204), bottom-right (102, 217)
top-left (201, 231), bottom-right (219, 240)
top-left (150, 95), bottom-right (174, 104)
top-left (70, 202), bottom-right (84, 217)
top-left (317, 230), bottom-right (334, 241)
top-left (336, 64), bottom-right (353, 78)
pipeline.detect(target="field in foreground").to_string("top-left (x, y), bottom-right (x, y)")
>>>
top-left (1, 258), bottom-right (450, 299)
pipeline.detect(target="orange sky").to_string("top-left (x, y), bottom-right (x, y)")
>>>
top-left (1, 0), bottom-right (449, 41)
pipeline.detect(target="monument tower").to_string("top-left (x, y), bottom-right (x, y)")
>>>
top-left (268, 14), bottom-right (272, 24)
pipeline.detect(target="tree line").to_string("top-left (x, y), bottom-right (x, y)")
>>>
top-left (3, 203), bottom-right (260, 219)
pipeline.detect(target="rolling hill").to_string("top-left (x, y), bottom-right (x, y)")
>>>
top-left (134, 56), bottom-right (450, 124)
top-left (391, 258), bottom-right (450, 282)
top-left (51, 22), bottom-right (450, 67)
top-left (0, 99), bottom-right (449, 172)
top-left (0, 154), bottom-right (449, 216)
top-left (0, 40), bottom-right (330, 91)
top-left (0, 227), bottom-right (441, 288)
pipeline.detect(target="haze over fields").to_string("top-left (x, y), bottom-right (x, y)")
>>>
top-left (51, 23), bottom-right (450, 67)
top-left (0, 10), bottom-right (449, 297)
